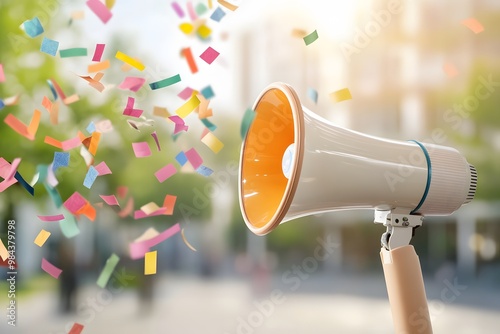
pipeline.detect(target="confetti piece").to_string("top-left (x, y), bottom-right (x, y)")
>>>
top-left (163, 195), bottom-right (177, 215)
top-left (182, 47), bottom-right (198, 73)
top-left (151, 131), bottom-right (161, 151)
top-left (79, 74), bottom-right (105, 92)
top-left (115, 51), bottom-right (145, 71)
top-left (59, 48), bottom-right (88, 58)
top-left (95, 161), bottom-right (112, 175)
top-left (176, 94), bottom-right (200, 118)
top-left (37, 214), bottom-right (65, 222)
top-left (175, 151), bottom-right (188, 166)
top-left (83, 166), bottom-right (99, 188)
top-left (178, 87), bottom-right (195, 100)
top-left (210, 7), bottom-right (226, 22)
top-left (217, 0), bottom-right (238, 11)
top-left (240, 108), bottom-right (256, 139)
top-left (118, 77), bottom-right (146, 92)
top-left (3, 95), bottom-right (20, 106)
top-left (179, 23), bottom-right (194, 34)
top-left (144, 250), bottom-right (157, 275)
top-left (303, 29), bottom-right (319, 46)
top-left (197, 24), bottom-right (212, 39)
top-left (292, 28), bottom-right (307, 38)
top-left (86, 121), bottom-right (96, 134)
top-left (63, 94), bottom-right (80, 105)
top-left (118, 197), bottom-right (134, 218)
top-left (201, 131), bottom-right (224, 153)
top-left (106, 0), bottom-right (116, 9)
top-left (195, 3), bottom-right (208, 15)
top-left (198, 96), bottom-right (213, 119)
top-left (64, 192), bottom-right (88, 214)
top-left (0, 159), bottom-right (18, 193)
top-left (40, 37), bottom-right (59, 56)
top-left (100, 194), bottom-right (119, 206)
top-left (123, 96), bottom-right (143, 117)
top-left (4, 109), bottom-right (41, 140)
top-left (41, 258), bottom-right (62, 279)
top-left (0, 64), bottom-right (4, 82)
top-left (95, 119), bottom-right (113, 133)
top-left (129, 223), bottom-right (181, 259)
top-left (15, 172), bottom-right (34, 196)
top-left (169, 115), bottom-right (189, 134)
top-left (187, 1), bottom-right (198, 21)
top-left (461, 18), bottom-right (484, 34)
top-left (200, 85), bottom-right (215, 99)
top-left (132, 142), bottom-right (152, 158)
top-left (88, 59), bottom-right (110, 73)
top-left (134, 208), bottom-right (167, 219)
top-left (181, 228), bottom-right (197, 251)
top-left (52, 152), bottom-right (70, 172)
top-left (330, 88), bottom-right (352, 103)
top-left (208, 0), bottom-right (213, 8)
top-left (44, 134), bottom-right (82, 150)
top-left (96, 253), bottom-right (120, 288)
top-left (92, 43), bottom-right (105, 62)
top-left (22, 17), bottom-right (44, 38)
top-left (307, 87), bottom-right (318, 104)
top-left (149, 74), bottom-right (181, 90)
top-left (153, 106), bottom-right (170, 118)
top-left (69, 323), bottom-right (84, 334)
top-left (59, 213), bottom-right (80, 238)
top-left (86, 0), bottom-right (113, 24)
top-left (71, 11), bottom-right (85, 20)
top-left (134, 228), bottom-right (160, 242)
top-left (34, 229), bottom-right (51, 247)
top-left (201, 118), bottom-right (217, 131)
top-left (5, 157), bottom-right (21, 181)
top-left (155, 164), bottom-right (177, 183)
top-left (199, 46), bottom-right (220, 64)
top-left (196, 165), bottom-right (214, 176)
top-left (443, 62), bottom-right (459, 78)
top-left (0, 239), bottom-right (8, 261)
top-left (172, 2), bottom-right (185, 18)
top-left (140, 202), bottom-right (162, 215)
top-left (86, 131), bottom-right (101, 155)
top-left (185, 148), bottom-right (203, 169)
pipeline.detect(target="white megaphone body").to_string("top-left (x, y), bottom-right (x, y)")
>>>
top-left (238, 82), bottom-right (477, 334)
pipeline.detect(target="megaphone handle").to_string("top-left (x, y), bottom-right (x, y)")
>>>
top-left (380, 245), bottom-right (433, 334)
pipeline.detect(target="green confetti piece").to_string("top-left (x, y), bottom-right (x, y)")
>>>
top-left (96, 253), bottom-right (120, 288)
top-left (303, 29), bottom-right (319, 46)
top-left (59, 211), bottom-right (80, 238)
top-left (201, 118), bottom-right (217, 132)
top-left (195, 3), bottom-right (208, 15)
top-left (149, 74), bottom-right (181, 90)
top-left (59, 48), bottom-right (88, 58)
top-left (240, 108), bottom-right (256, 139)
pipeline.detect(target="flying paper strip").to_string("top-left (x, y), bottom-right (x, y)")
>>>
top-left (92, 43), bottom-right (105, 61)
top-left (210, 7), bottom-right (226, 22)
top-left (201, 118), bottom-right (217, 131)
top-left (123, 96), bottom-right (143, 117)
top-left (59, 213), bottom-right (80, 238)
top-left (151, 131), bottom-right (161, 151)
top-left (307, 87), bottom-right (318, 104)
top-left (171, 2), bottom-right (185, 18)
top-left (88, 60), bottom-right (110, 73)
top-left (0, 64), bottom-right (4, 82)
top-left (41, 258), bottom-right (62, 279)
top-left (169, 115), bottom-right (189, 134)
top-left (100, 194), bottom-right (119, 206)
top-left (200, 47), bottom-right (220, 64)
top-left (443, 62), bottom-right (458, 78)
top-left (187, 1), bottom-right (198, 21)
top-left (201, 131), bottom-right (224, 153)
top-left (134, 208), bottom-right (167, 219)
top-left (115, 51), bottom-right (145, 71)
top-left (15, 172), bottom-right (34, 196)
top-left (181, 228), bottom-right (197, 251)
top-left (461, 18), bottom-right (484, 34)
top-left (197, 24), bottom-right (212, 39)
top-left (195, 3), bottom-right (208, 15)
top-left (95, 161), bottom-right (112, 175)
top-left (155, 164), bottom-right (177, 183)
top-left (119, 77), bottom-right (146, 92)
top-left (179, 23), bottom-right (194, 34)
top-left (185, 148), bottom-right (203, 169)
top-left (175, 151), bottom-right (188, 166)
top-left (330, 88), bottom-right (352, 103)
top-left (0, 239), bottom-right (8, 261)
top-left (144, 251), bottom-right (157, 275)
top-left (22, 17), bottom-right (44, 37)
top-left (163, 195), bottom-right (177, 215)
top-left (40, 37), bottom-right (59, 56)
top-left (34, 229), bottom-right (51, 247)
top-left (52, 152), bottom-right (70, 172)
top-left (176, 94), bottom-right (200, 118)
top-left (292, 28), bottom-right (307, 38)
top-left (149, 74), bottom-right (181, 90)
top-left (129, 223), bottom-right (181, 259)
top-left (4, 109), bottom-right (41, 140)
top-left (44, 134), bottom-right (82, 150)
top-left (60, 48), bottom-right (88, 58)
top-left (200, 85), bottom-right (215, 99)
top-left (132, 142), bottom-right (152, 158)
top-left (240, 108), bottom-right (256, 139)
top-left (68, 323), bottom-right (84, 334)
top-left (178, 87), bottom-right (194, 100)
top-left (196, 165), bottom-right (214, 176)
top-left (217, 0), bottom-right (238, 11)
top-left (86, 0), bottom-right (113, 23)
top-left (83, 166), bottom-right (99, 188)
top-left (303, 30), bottom-right (319, 46)
top-left (96, 253), bottom-right (120, 288)
top-left (37, 214), bottom-right (65, 222)
top-left (182, 47), bottom-right (198, 73)
top-left (153, 106), bottom-right (170, 118)
top-left (5, 158), bottom-right (21, 181)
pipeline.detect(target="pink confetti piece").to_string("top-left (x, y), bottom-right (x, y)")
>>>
top-left (86, 0), bottom-right (113, 24)
top-left (443, 62), bottom-right (458, 78)
top-left (199, 46), bottom-right (220, 64)
top-left (171, 1), bottom-right (185, 18)
top-left (154, 164), bottom-right (177, 183)
top-left (133, 208), bottom-right (167, 219)
top-left (123, 96), bottom-right (143, 118)
top-left (62, 136), bottom-right (83, 150)
top-left (129, 223), bottom-right (181, 259)
top-left (100, 194), bottom-right (119, 206)
top-left (118, 77), bottom-right (146, 92)
top-left (132, 142), bottom-right (152, 158)
top-left (5, 157), bottom-right (21, 181)
top-left (0, 64), bottom-right (5, 82)
top-left (178, 87), bottom-right (195, 100)
top-left (117, 186), bottom-right (128, 198)
top-left (92, 43), bottom-right (105, 62)
top-left (151, 131), bottom-right (161, 151)
top-left (185, 148), bottom-right (203, 169)
top-left (37, 214), bottom-right (65, 222)
top-left (461, 18), bottom-right (484, 34)
top-left (95, 161), bottom-right (112, 175)
top-left (0, 158), bottom-right (18, 193)
top-left (187, 1), bottom-right (198, 21)
top-left (41, 257), bottom-right (62, 279)
top-left (64, 192), bottom-right (87, 214)
top-left (168, 115), bottom-right (189, 134)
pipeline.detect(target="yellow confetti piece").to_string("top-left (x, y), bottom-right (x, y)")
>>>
top-left (140, 202), bottom-right (161, 215)
top-left (208, 0), bottom-right (213, 9)
top-left (217, 0), bottom-right (238, 11)
top-left (201, 131), bottom-right (224, 153)
top-left (34, 229), bottom-right (51, 247)
top-left (0, 238), bottom-right (8, 261)
top-left (197, 24), bottom-right (212, 39)
top-left (181, 228), bottom-right (197, 252)
top-left (105, 0), bottom-right (116, 9)
top-left (115, 51), bottom-right (145, 71)
top-left (330, 88), bottom-right (352, 103)
top-left (179, 23), bottom-right (194, 34)
top-left (144, 250), bottom-right (157, 275)
top-left (176, 94), bottom-right (200, 118)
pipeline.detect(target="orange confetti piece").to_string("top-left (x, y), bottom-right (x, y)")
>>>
top-left (217, 0), bottom-right (238, 11)
top-left (461, 18), bottom-right (484, 34)
top-left (88, 59), bottom-right (110, 73)
top-left (76, 202), bottom-right (96, 221)
top-left (162, 195), bottom-right (177, 215)
top-left (182, 47), bottom-right (198, 74)
top-left (118, 197), bottom-right (134, 218)
top-left (197, 94), bottom-right (213, 119)
top-left (291, 28), bottom-right (307, 38)
top-left (4, 109), bottom-right (41, 140)
top-left (443, 62), bottom-right (459, 78)
top-left (63, 94), bottom-right (80, 105)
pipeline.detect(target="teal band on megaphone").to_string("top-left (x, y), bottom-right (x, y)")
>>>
top-left (408, 140), bottom-right (432, 214)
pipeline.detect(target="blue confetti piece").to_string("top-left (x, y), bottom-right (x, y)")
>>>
top-left (83, 166), bottom-right (99, 189)
top-left (196, 165), bottom-right (214, 177)
top-left (175, 151), bottom-right (188, 166)
top-left (52, 152), bottom-right (69, 172)
top-left (23, 17), bottom-right (44, 38)
top-left (0, 99), bottom-right (4, 110)
top-left (307, 87), bottom-right (318, 104)
top-left (47, 80), bottom-right (58, 100)
top-left (40, 37), bottom-right (59, 56)
top-left (200, 85), bottom-right (215, 100)
top-left (86, 121), bottom-right (96, 134)
top-left (210, 7), bottom-right (226, 22)
top-left (14, 172), bottom-right (34, 196)
top-left (201, 118), bottom-right (217, 131)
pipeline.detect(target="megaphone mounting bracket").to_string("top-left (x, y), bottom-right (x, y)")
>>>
top-left (374, 209), bottom-right (424, 250)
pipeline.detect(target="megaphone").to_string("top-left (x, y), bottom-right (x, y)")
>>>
top-left (238, 82), bottom-right (477, 236)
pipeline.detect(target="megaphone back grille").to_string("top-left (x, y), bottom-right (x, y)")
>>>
top-left (239, 86), bottom-right (304, 234)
